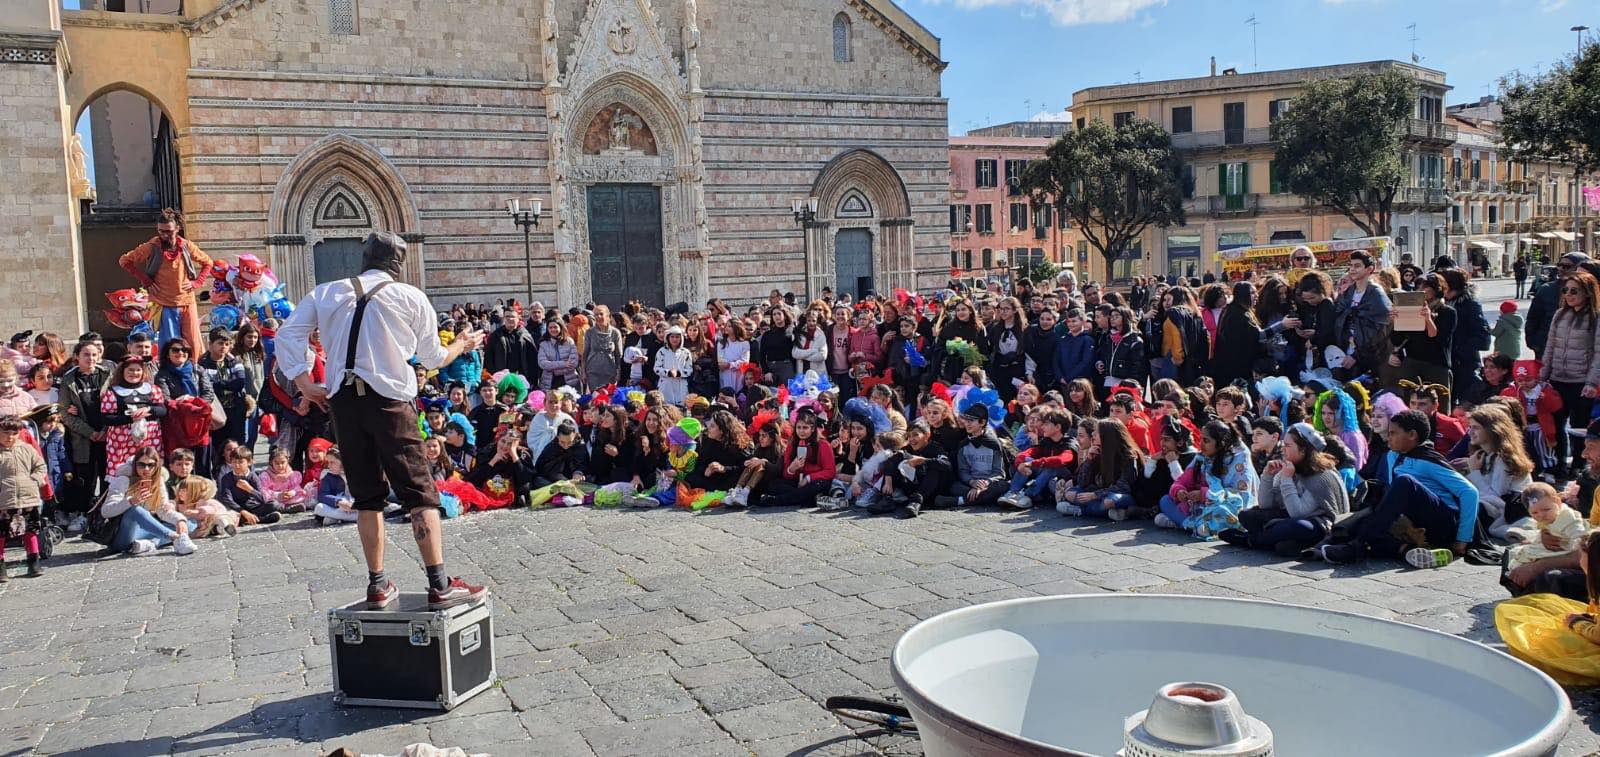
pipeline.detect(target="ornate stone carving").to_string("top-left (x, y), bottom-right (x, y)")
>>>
top-left (608, 18), bottom-right (637, 55)
top-left (582, 102), bottom-right (657, 155)
top-left (69, 134), bottom-right (96, 202)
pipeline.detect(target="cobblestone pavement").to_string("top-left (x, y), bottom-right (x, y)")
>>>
top-left (1, 504), bottom-right (1595, 756)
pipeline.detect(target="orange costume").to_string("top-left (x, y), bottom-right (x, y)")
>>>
top-left (118, 236), bottom-right (212, 350)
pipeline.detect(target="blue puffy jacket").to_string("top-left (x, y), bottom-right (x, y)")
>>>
top-left (1054, 332), bottom-right (1096, 386)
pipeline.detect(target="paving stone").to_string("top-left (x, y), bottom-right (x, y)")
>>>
top-left (36, 712), bottom-right (156, 754)
top-left (596, 607), bottom-right (696, 637)
top-left (673, 657), bottom-right (773, 689)
top-left (573, 651), bottom-right (677, 686)
top-left (19, 670), bottom-right (129, 706)
top-left (730, 606), bottom-right (814, 632)
top-left (579, 711), bottom-right (727, 756)
top-left (125, 656), bottom-right (236, 691)
top-left (667, 637), bottom-right (751, 668)
top-left (591, 674), bottom-right (699, 721)
top-left (734, 623), bottom-right (837, 655)
top-left (714, 697), bottom-right (840, 742)
top-left (689, 673), bottom-right (802, 714)
top-left (502, 670), bottom-right (591, 712)
top-left (427, 710), bottom-right (528, 748)
top-left (517, 695), bottom-right (622, 736)
top-left (758, 643), bottom-right (858, 679)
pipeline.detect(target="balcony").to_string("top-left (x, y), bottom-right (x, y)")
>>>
top-left (1402, 118), bottom-right (1457, 143)
top-left (1449, 222), bottom-right (1466, 235)
top-left (1169, 127), bottom-right (1272, 151)
top-left (1394, 186), bottom-right (1449, 209)
top-left (1207, 193), bottom-right (1260, 215)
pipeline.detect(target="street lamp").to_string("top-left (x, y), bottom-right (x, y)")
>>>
top-left (1574, 25), bottom-right (1589, 254)
top-left (505, 197), bottom-right (543, 305)
top-left (790, 196), bottom-right (819, 225)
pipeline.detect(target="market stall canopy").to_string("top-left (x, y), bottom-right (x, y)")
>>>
top-left (1551, 231), bottom-right (1577, 242)
top-left (1468, 239), bottom-right (1505, 252)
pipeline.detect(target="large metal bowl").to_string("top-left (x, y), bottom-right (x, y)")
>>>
top-left (891, 594), bottom-right (1570, 757)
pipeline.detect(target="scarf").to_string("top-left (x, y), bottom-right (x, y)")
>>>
top-left (175, 362), bottom-right (198, 397)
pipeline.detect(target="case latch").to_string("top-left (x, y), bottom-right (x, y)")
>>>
top-left (409, 620), bottom-right (430, 646)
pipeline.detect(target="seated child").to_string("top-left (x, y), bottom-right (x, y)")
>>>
top-left (173, 475), bottom-right (237, 538)
top-left (259, 448), bottom-right (308, 513)
top-left (1506, 482), bottom-right (1589, 570)
top-left (842, 431), bottom-right (905, 514)
top-left (217, 445), bottom-right (282, 525)
top-left (313, 448), bottom-right (358, 525)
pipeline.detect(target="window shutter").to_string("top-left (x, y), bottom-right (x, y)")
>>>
top-left (1218, 164), bottom-right (1226, 196)
top-left (1242, 162), bottom-right (1250, 195)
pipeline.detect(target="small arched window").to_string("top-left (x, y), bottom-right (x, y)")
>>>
top-left (833, 12), bottom-right (851, 63)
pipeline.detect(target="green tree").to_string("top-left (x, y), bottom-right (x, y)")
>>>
top-left (1025, 258), bottom-right (1060, 286)
top-left (1020, 118), bottom-right (1185, 284)
top-left (1270, 69), bottom-right (1418, 237)
top-left (1499, 42), bottom-right (1600, 175)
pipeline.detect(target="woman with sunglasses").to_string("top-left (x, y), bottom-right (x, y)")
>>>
top-left (154, 337), bottom-right (216, 473)
top-left (1540, 271), bottom-right (1600, 474)
top-left (101, 445), bottom-right (198, 556)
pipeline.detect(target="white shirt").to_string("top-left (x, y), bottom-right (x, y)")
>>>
top-left (277, 270), bottom-right (448, 401)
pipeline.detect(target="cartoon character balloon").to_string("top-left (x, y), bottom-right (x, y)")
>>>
top-left (227, 254), bottom-right (282, 319)
top-left (103, 289), bottom-right (155, 337)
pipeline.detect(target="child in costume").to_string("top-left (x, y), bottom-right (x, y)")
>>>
top-left (1496, 534), bottom-right (1600, 686)
top-left (444, 429), bottom-right (537, 512)
top-left (726, 412), bottom-right (783, 508)
top-left (1502, 359), bottom-right (1562, 477)
top-left (313, 448), bottom-right (358, 525)
top-left (259, 448), bottom-right (308, 513)
top-left (654, 326), bottom-right (693, 406)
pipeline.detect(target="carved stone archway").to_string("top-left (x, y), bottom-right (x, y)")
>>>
top-left (266, 135), bottom-right (422, 298)
top-left (545, 0), bottom-right (710, 309)
top-left (804, 149), bottom-right (915, 299)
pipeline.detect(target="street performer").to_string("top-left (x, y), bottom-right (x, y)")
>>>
top-left (276, 231), bottom-right (487, 610)
top-left (117, 208), bottom-right (212, 350)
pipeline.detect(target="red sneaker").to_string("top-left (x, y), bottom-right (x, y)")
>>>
top-left (366, 579), bottom-right (397, 610)
top-left (427, 577), bottom-right (487, 610)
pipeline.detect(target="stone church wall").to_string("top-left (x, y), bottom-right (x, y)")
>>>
top-left (0, 55), bottom-right (85, 332)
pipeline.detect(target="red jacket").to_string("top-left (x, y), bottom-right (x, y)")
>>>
top-left (1432, 411), bottom-right (1466, 452)
top-left (781, 438), bottom-right (837, 484)
top-left (1018, 436), bottom-right (1075, 470)
top-left (1502, 383), bottom-right (1563, 446)
top-left (162, 396), bottom-right (213, 449)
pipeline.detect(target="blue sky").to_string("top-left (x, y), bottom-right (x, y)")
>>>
top-left (906, 0), bottom-right (1597, 134)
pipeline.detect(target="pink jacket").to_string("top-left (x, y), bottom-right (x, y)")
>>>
top-left (260, 469), bottom-right (307, 506)
top-left (1167, 462), bottom-right (1208, 516)
top-left (846, 328), bottom-right (884, 372)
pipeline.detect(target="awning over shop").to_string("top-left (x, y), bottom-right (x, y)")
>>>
top-left (1551, 230), bottom-right (1577, 242)
top-left (1467, 239), bottom-right (1504, 252)
top-left (1519, 236), bottom-right (1540, 244)
top-left (1537, 232), bottom-right (1560, 239)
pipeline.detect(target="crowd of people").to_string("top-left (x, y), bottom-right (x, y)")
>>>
top-left (10, 232), bottom-right (1600, 686)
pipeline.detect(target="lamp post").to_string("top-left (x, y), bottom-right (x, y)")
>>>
top-left (1574, 25), bottom-right (1590, 254)
top-left (505, 197), bottom-right (543, 306)
top-left (791, 196), bottom-right (819, 298)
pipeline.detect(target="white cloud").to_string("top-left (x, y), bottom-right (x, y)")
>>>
top-left (948, 0), bottom-right (1167, 26)
top-left (1030, 109), bottom-right (1073, 122)
top-left (1539, 0), bottom-right (1567, 12)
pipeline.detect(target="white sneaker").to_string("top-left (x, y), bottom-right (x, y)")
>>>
top-left (1106, 508), bottom-right (1128, 522)
top-left (997, 492), bottom-right (1018, 508)
top-left (67, 515), bottom-right (87, 533)
top-left (173, 535), bottom-right (197, 556)
top-left (724, 487), bottom-right (746, 508)
top-left (1056, 503), bottom-right (1083, 517)
top-left (127, 539), bottom-right (157, 556)
top-left (1154, 513), bottom-right (1176, 528)
top-left (1011, 494), bottom-right (1033, 510)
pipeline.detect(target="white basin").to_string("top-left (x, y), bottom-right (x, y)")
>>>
top-left (890, 594), bottom-right (1570, 757)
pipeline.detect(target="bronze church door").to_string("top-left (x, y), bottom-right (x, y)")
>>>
top-left (587, 185), bottom-right (665, 309)
top-left (313, 238), bottom-right (366, 285)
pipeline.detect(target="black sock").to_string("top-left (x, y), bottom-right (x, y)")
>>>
top-left (425, 564), bottom-right (448, 592)
top-left (368, 570), bottom-right (387, 588)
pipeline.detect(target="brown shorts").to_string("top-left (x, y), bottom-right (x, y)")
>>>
top-left (329, 381), bottom-right (440, 512)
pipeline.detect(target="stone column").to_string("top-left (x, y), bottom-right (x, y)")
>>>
top-left (266, 235), bottom-right (309, 298)
top-left (554, 250), bottom-right (579, 309)
top-left (804, 220), bottom-right (830, 300)
top-left (401, 232), bottom-right (427, 290)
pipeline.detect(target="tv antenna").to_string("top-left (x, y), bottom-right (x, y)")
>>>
top-left (1246, 15), bottom-right (1259, 69)
top-left (1407, 22), bottom-right (1420, 63)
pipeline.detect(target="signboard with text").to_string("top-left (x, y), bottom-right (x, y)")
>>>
top-left (1218, 236), bottom-right (1393, 281)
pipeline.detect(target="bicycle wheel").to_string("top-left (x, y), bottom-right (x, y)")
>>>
top-left (825, 695), bottom-right (917, 733)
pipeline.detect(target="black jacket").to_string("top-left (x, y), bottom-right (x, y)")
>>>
top-left (1527, 279), bottom-right (1560, 357)
top-left (485, 326), bottom-right (539, 377)
top-left (154, 364), bottom-right (215, 404)
top-left (686, 436), bottom-right (750, 491)
top-left (533, 440), bottom-right (590, 487)
top-left (468, 450), bottom-right (539, 494)
top-left (1096, 331), bottom-right (1148, 384)
top-left (1212, 306), bottom-right (1262, 389)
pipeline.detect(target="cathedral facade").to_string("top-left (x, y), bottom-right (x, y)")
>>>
top-left (1, 0), bottom-right (948, 331)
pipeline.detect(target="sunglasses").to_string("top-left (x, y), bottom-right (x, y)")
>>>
top-left (1293, 256), bottom-right (1311, 262)
top-left (1564, 287), bottom-right (1584, 295)
top-left (135, 461), bottom-right (158, 469)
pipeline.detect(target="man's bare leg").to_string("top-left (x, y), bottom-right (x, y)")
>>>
top-left (358, 510), bottom-right (385, 573)
top-left (410, 507), bottom-right (443, 566)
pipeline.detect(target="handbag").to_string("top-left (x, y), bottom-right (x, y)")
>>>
top-left (209, 396), bottom-right (228, 431)
top-left (82, 491), bottom-right (120, 547)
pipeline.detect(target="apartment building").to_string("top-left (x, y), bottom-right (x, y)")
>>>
top-left (1068, 60), bottom-right (1454, 282)
top-left (948, 120), bottom-right (1072, 286)
top-left (1447, 96), bottom-right (1595, 271)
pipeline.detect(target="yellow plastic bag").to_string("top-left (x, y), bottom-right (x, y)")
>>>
top-left (1495, 594), bottom-right (1600, 687)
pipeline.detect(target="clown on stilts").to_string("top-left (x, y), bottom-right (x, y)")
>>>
top-left (117, 208), bottom-right (212, 351)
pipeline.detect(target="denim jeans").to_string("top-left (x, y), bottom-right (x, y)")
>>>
top-left (1006, 467), bottom-right (1059, 500)
top-left (1158, 495), bottom-right (1189, 526)
top-left (1058, 488), bottom-right (1133, 517)
top-left (109, 507), bottom-right (196, 552)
